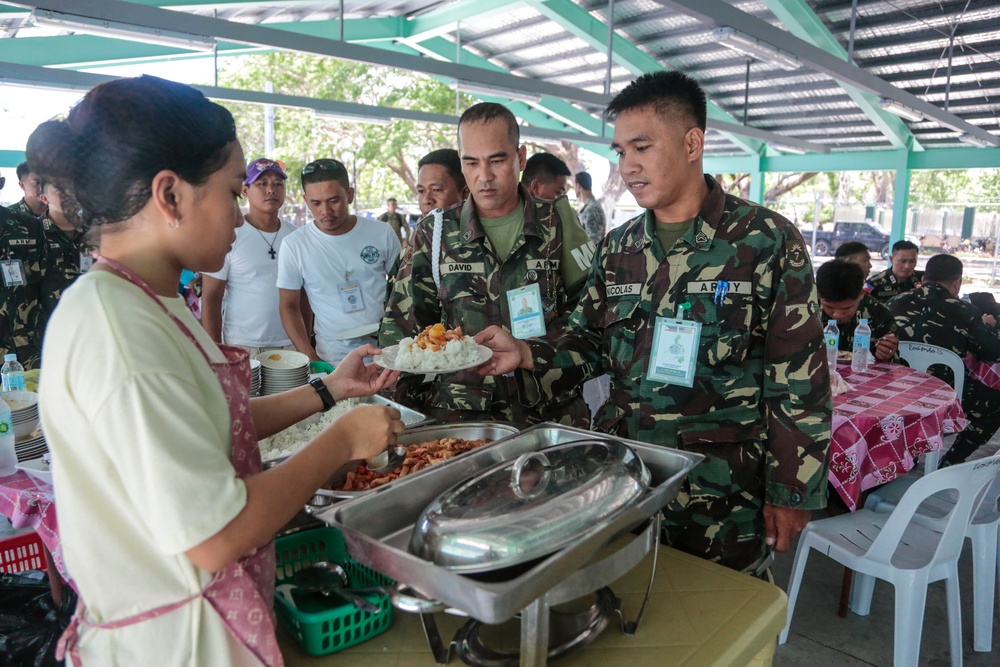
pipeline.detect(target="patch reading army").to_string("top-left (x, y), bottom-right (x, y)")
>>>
top-left (527, 259), bottom-right (560, 271)
top-left (360, 245), bottom-right (380, 264)
top-left (786, 240), bottom-right (807, 269)
top-left (440, 262), bottom-right (485, 274)
top-left (8, 239), bottom-right (36, 246)
top-left (607, 283), bottom-right (641, 298)
top-left (687, 280), bottom-right (752, 296)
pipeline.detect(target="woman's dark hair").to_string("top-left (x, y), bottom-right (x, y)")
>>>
top-left (26, 75), bottom-right (237, 230)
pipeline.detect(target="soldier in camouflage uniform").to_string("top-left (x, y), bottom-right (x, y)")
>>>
top-left (476, 71), bottom-right (831, 572)
top-left (6, 162), bottom-right (46, 219)
top-left (40, 180), bottom-right (93, 293)
top-left (380, 103), bottom-right (594, 427)
top-left (889, 254), bottom-right (1000, 465)
top-left (0, 206), bottom-right (59, 369)
top-left (816, 259), bottom-right (898, 362)
top-left (867, 239), bottom-right (922, 302)
top-left (574, 171), bottom-right (607, 245)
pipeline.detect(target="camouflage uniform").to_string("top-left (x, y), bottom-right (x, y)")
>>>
top-left (380, 185), bottom-right (593, 427)
top-left (0, 207), bottom-right (59, 369)
top-left (822, 294), bottom-right (897, 359)
top-left (526, 176), bottom-right (832, 571)
top-left (867, 267), bottom-right (923, 303)
top-left (6, 198), bottom-right (41, 219)
top-left (579, 197), bottom-right (607, 246)
top-left (43, 216), bottom-right (92, 293)
top-left (378, 211), bottom-right (408, 247)
top-left (889, 282), bottom-right (1000, 464)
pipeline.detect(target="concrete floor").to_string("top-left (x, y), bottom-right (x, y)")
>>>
top-left (771, 519), bottom-right (1000, 667)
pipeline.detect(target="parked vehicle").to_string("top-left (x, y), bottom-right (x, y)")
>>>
top-left (802, 220), bottom-right (893, 259)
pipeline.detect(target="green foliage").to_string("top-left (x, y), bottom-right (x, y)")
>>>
top-left (216, 52), bottom-right (472, 207)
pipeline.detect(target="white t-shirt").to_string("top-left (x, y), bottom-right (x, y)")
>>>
top-left (204, 219), bottom-right (295, 347)
top-left (277, 218), bottom-right (400, 364)
top-left (40, 271), bottom-right (260, 666)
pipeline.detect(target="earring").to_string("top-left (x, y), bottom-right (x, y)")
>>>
top-left (169, 218), bottom-right (180, 230)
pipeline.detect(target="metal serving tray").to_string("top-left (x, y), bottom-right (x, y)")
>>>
top-left (316, 423), bottom-right (703, 624)
top-left (319, 422), bottom-right (521, 499)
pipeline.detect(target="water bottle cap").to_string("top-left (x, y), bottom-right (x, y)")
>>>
top-left (859, 318), bottom-right (868, 324)
top-left (2, 354), bottom-right (15, 362)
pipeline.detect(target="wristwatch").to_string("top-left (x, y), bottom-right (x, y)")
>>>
top-left (309, 377), bottom-right (336, 413)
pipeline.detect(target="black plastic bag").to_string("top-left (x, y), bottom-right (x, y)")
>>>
top-left (0, 572), bottom-right (77, 667)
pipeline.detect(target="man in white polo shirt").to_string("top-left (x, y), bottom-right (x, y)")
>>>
top-left (202, 158), bottom-right (296, 356)
top-left (278, 158), bottom-right (400, 365)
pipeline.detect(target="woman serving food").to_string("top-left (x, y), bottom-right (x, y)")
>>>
top-left (30, 75), bottom-right (403, 666)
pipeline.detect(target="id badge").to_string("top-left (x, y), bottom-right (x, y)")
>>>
top-left (79, 252), bottom-right (95, 273)
top-left (0, 260), bottom-right (26, 287)
top-left (507, 283), bottom-right (546, 339)
top-left (338, 283), bottom-right (364, 313)
top-left (646, 316), bottom-right (701, 386)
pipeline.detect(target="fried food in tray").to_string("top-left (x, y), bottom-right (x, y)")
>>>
top-left (337, 437), bottom-right (492, 491)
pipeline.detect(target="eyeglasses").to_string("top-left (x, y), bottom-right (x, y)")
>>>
top-left (250, 158), bottom-right (287, 171)
top-left (301, 159), bottom-right (347, 175)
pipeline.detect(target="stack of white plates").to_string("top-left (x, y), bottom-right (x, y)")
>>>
top-left (255, 350), bottom-right (310, 395)
top-left (250, 359), bottom-right (262, 396)
top-left (6, 390), bottom-right (40, 438)
top-left (15, 428), bottom-right (46, 463)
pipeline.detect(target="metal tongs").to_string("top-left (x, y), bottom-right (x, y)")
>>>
top-left (366, 445), bottom-right (407, 474)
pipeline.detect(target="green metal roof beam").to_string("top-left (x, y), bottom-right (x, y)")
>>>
top-left (524, 0), bottom-right (765, 156)
top-left (705, 146), bottom-right (1000, 173)
top-left (403, 0), bottom-right (525, 42)
top-left (762, 0), bottom-right (921, 152)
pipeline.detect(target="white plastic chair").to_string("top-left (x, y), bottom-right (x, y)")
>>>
top-left (898, 341), bottom-right (966, 473)
top-left (779, 457), bottom-right (1000, 667)
top-left (864, 449), bottom-right (1000, 652)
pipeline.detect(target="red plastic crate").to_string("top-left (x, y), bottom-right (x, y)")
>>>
top-left (0, 531), bottom-right (45, 573)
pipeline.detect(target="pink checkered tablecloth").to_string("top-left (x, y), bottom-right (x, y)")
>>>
top-left (0, 471), bottom-right (72, 584)
top-left (829, 362), bottom-right (968, 511)
top-left (964, 353), bottom-right (1000, 390)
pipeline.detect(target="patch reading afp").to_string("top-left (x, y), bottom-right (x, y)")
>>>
top-left (440, 262), bottom-right (485, 274)
top-left (527, 259), bottom-right (560, 271)
top-left (607, 283), bottom-right (641, 298)
top-left (687, 280), bottom-right (752, 296)
top-left (787, 240), bottom-right (807, 269)
top-left (360, 245), bottom-right (380, 264)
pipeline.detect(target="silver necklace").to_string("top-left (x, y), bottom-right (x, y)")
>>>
top-left (249, 219), bottom-right (279, 259)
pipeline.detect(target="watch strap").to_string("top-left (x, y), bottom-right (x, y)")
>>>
top-left (309, 377), bottom-right (336, 412)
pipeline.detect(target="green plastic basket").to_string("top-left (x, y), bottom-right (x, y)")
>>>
top-left (273, 527), bottom-right (393, 656)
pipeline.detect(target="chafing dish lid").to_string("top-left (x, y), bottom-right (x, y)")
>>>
top-left (409, 438), bottom-right (650, 572)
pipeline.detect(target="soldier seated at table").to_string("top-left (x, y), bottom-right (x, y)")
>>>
top-left (834, 241), bottom-right (872, 278)
top-left (889, 254), bottom-right (1000, 465)
top-left (868, 240), bottom-right (922, 303)
top-left (816, 259), bottom-right (898, 363)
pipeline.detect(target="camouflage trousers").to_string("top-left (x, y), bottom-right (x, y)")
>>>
top-left (943, 380), bottom-right (1000, 466)
top-left (661, 439), bottom-right (768, 573)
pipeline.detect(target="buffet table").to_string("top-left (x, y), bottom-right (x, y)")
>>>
top-left (278, 545), bottom-right (787, 667)
top-left (828, 362), bottom-right (967, 511)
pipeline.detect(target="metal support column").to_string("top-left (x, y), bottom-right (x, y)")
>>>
top-left (890, 151), bottom-right (911, 245)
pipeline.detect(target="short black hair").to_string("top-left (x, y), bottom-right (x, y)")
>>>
top-left (575, 171), bottom-right (593, 191)
top-left (816, 260), bottom-right (865, 302)
top-left (521, 153), bottom-right (570, 187)
top-left (924, 254), bottom-right (963, 283)
top-left (835, 241), bottom-right (870, 259)
top-left (458, 103), bottom-right (519, 149)
top-left (386, 198), bottom-right (397, 204)
top-left (606, 71), bottom-right (707, 131)
top-left (418, 149), bottom-right (466, 190)
top-left (892, 240), bottom-right (919, 254)
top-left (16, 162), bottom-right (31, 181)
top-left (301, 158), bottom-right (350, 191)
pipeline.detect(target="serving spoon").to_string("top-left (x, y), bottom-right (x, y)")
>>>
top-left (291, 562), bottom-right (383, 614)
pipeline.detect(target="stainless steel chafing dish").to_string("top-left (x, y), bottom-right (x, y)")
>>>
top-left (315, 423), bottom-right (702, 667)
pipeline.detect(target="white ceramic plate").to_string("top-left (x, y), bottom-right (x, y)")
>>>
top-left (374, 344), bottom-right (493, 374)
top-left (333, 322), bottom-right (380, 341)
top-left (255, 350), bottom-right (310, 370)
top-left (16, 457), bottom-right (52, 484)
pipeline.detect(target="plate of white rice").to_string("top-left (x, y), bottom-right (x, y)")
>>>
top-left (375, 337), bottom-right (491, 373)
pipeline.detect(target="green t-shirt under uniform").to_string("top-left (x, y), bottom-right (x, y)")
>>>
top-left (655, 218), bottom-right (696, 254)
top-left (480, 206), bottom-right (526, 261)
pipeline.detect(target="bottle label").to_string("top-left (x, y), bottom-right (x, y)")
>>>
top-left (853, 335), bottom-right (871, 352)
top-left (2, 376), bottom-right (25, 392)
top-left (824, 333), bottom-right (839, 348)
top-left (0, 418), bottom-right (10, 435)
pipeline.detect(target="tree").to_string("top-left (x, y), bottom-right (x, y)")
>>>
top-left (217, 52), bottom-right (471, 207)
top-left (527, 139), bottom-right (625, 222)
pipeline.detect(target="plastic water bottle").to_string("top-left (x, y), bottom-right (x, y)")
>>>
top-left (1, 354), bottom-right (25, 393)
top-left (0, 396), bottom-right (16, 477)
top-left (852, 318), bottom-right (871, 373)
top-left (823, 321), bottom-right (840, 370)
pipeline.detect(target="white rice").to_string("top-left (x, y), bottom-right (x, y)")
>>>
top-left (258, 401), bottom-right (355, 461)
top-left (395, 335), bottom-right (480, 371)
